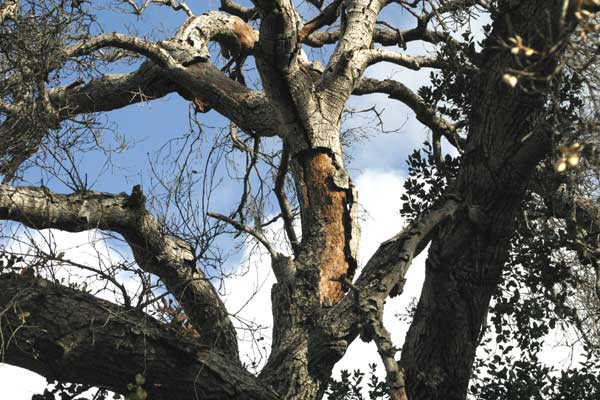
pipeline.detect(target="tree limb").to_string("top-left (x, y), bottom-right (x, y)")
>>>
top-left (353, 78), bottom-right (464, 151)
top-left (304, 25), bottom-right (457, 48)
top-left (317, 197), bottom-right (460, 361)
top-left (0, 273), bottom-right (279, 400)
top-left (360, 48), bottom-right (443, 70)
top-left (320, 0), bottom-right (386, 116)
top-left (0, 184), bottom-right (239, 358)
top-left (274, 147), bottom-right (299, 256)
top-left (65, 33), bottom-right (181, 69)
top-left (207, 211), bottom-right (280, 258)
top-left (365, 316), bottom-right (407, 400)
top-left (220, 0), bottom-right (258, 21)
top-left (1, 12), bottom-right (277, 180)
top-left (298, 0), bottom-right (344, 43)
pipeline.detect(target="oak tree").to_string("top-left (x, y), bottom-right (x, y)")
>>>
top-left (0, 1), bottom-right (600, 400)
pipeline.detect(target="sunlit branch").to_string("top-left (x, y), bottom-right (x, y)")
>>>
top-left (360, 48), bottom-right (443, 70)
top-left (123, 0), bottom-right (193, 16)
top-left (0, 184), bottom-right (239, 357)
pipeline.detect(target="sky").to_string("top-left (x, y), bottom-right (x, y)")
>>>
top-left (0, 0), bottom-right (588, 398)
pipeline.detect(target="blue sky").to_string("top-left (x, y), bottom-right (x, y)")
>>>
top-left (13, 0), bottom-right (438, 274)
top-left (19, 0), bottom-right (428, 195)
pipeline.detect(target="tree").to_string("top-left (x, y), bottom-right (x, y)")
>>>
top-left (0, 0), bottom-right (599, 399)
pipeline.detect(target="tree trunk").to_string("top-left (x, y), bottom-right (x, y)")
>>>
top-left (400, 2), bottom-right (574, 397)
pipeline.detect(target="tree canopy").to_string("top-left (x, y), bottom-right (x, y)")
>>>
top-left (0, 1), bottom-right (600, 400)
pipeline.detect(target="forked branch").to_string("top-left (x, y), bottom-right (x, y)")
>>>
top-left (324, 197), bottom-right (460, 345)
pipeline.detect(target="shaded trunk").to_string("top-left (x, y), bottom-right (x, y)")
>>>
top-left (0, 275), bottom-right (278, 400)
top-left (399, 2), bottom-right (574, 397)
top-left (401, 111), bottom-right (549, 399)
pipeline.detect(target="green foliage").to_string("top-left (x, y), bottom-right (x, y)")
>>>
top-left (326, 364), bottom-right (388, 400)
top-left (400, 141), bottom-right (459, 220)
top-left (418, 31), bottom-right (477, 124)
top-left (468, 190), bottom-right (600, 399)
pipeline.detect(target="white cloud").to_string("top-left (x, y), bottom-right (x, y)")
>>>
top-left (0, 365), bottom-right (46, 400)
top-left (222, 248), bottom-right (276, 371)
top-left (332, 169), bottom-right (426, 382)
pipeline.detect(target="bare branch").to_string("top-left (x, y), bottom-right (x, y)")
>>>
top-left (123, 0), bottom-right (193, 16)
top-left (304, 25), bottom-right (457, 48)
top-left (364, 316), bottom-right (407, 400)
top-left (360, 48), bottom-right (443, 70)
top-left (65, 33), bottom-right (181, 68)
top-left (49, 63), bottom-right (176, 116)
top-left (323, 197), bottom-right (460, 345)
top-left (207, 211), bottom-right (280, 258)
top-left (0, 9), bottom-right (278, 180)
top-left (320, 0), bottom-right (387, 114)
top-left (220, 0), bottom-right (258, 21)
top-left (298, 0), bottom-right (344, 43)
top-left (274, 146), bottom-right (300, 255)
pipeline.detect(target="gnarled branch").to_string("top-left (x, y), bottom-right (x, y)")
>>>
top-left (314, 197), bottom-right (460, 369)
top-left (0, 273), bottom-right (279, 400)
top-left (0, 184), bottom-right (239, 358)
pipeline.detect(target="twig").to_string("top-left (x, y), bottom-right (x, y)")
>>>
top-left (207, 211), bottom-right (279, 258)
top-left (275, 146), bottom-right (300, 255)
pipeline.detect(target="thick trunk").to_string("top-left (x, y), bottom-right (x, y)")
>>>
top-left (401, 116), bottom-right (549, 399)
top-left (401, 214), bottom-right (513, 399)
top-left (400, 79), bottom-right (550, 400)
top-left (258, 147), bottom-right (359, 399)
top-left (294, 148), bottom-right (358, 304)
top-left (399, 2), bottom-right (572, 397)
top-left (259, 269), bottom-right (328, 399)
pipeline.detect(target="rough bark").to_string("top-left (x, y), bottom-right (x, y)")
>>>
top-left (0, 184), bottom-right (238, 358)
top-left (0, 274), bottom-right (278, 400)
top-left (399, 2), bottom-right (573, 398)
